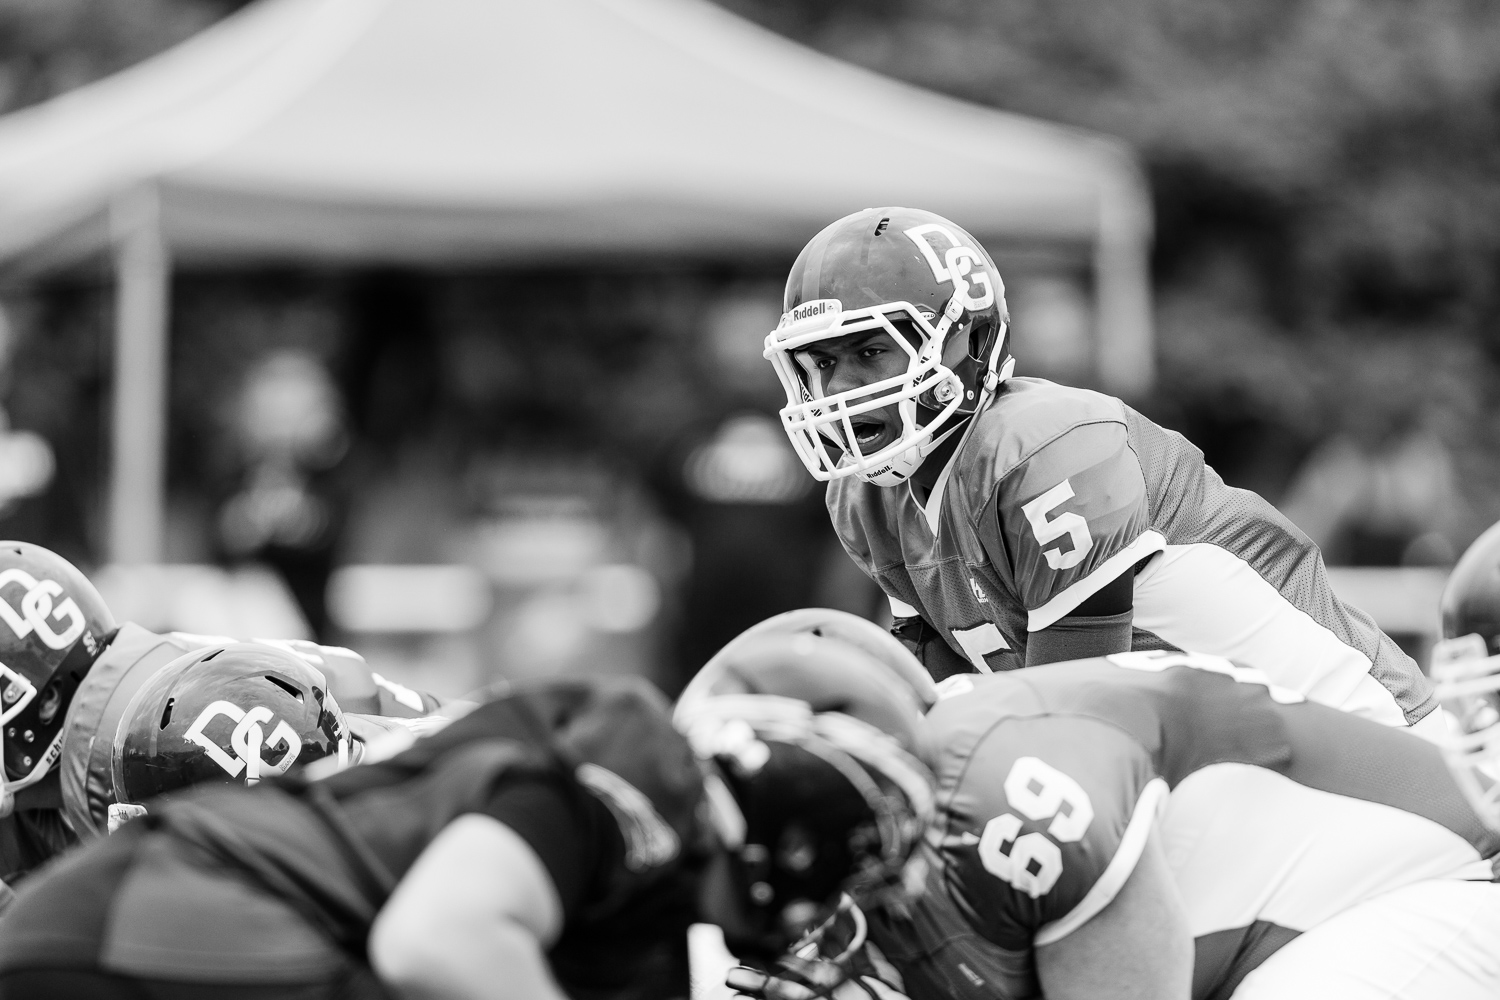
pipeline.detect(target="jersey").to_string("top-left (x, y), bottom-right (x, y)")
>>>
top-left (2, 677), bottom-right (709, 1000)
top-left (827, 377), bottom-right (1434, 725)
top-left (864, 652), bottom-right (1500, 1000)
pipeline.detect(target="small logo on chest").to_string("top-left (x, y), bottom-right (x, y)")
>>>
top-left (969, 577), bottom-right (990, 604)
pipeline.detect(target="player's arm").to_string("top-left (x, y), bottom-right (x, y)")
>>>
top-left (371, 813), bottom-right (567, 1000)
top-left (982, 420), bottom-right (1163, 668)
top-left (888, 598), bottom-right (977, 681)
top-left (1035, 827), bottom-right (1192, 1000)
top-left (371, 777), bottom-right (595, 1000)
top-left (1024, 568), bottom-right (1135, 666)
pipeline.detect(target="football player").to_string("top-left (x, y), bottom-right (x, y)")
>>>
top-left (0, 540), bottom-right (442, 889)
top-left (1431, 518), bottom-right (1500, 836)
top-left (765, 208), bottom-right (1439, 735)
top-left (0, 631), bottom-right (936, 1000)
top-left (738, 646), bottom-right (1500, 1000)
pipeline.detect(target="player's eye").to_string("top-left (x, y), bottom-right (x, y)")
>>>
top-left (795, 351), bottom-right (834, 372)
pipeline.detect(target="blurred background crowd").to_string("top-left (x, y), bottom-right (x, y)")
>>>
top-left (0, 0), bottom-right (1495, 696)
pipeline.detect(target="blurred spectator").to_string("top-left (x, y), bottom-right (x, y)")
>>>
top-left (218, 349), bottom-right (348, 636)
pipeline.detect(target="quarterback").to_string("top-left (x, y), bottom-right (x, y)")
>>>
top-left (766, 207), bottom-right (1436, 733)
top-left (0, 630), bottom-right (937, 1000)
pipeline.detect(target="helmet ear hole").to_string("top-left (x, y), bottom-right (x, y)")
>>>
top-left (159, 697), bottom-right (175, 730)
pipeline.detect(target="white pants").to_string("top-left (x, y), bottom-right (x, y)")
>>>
top-left (1232, 879), bottom-right (1500, 999)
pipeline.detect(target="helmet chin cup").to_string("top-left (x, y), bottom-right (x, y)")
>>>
top-left (0, 661), bottom-right (38, 813)
top-left (1431, 634), bottom-right (1500, 833)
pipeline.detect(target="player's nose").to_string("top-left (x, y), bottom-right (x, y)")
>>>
top-left (822, 357), bottom-right (868, 398)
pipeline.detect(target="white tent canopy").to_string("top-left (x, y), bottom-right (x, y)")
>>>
top-left (0, 0), bottom-right (1153, 561)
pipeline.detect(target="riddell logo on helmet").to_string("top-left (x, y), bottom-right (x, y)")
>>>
top-left (777, 298), bottom-right (842, 329)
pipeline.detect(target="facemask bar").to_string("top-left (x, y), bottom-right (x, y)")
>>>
top-left (766, 301), bottom-right (966, 482)
top-left (0, 662), bottom-right (39, 815)
top-left (1431, 634), bottom-right (1500, 833)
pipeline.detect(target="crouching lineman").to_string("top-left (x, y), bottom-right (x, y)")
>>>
top-left (0, 540), bottom-right (443, 888)
top-left (726, 622), bottom-right (1500, 998)
top-left (0, 632), bottom-right (937, 1000)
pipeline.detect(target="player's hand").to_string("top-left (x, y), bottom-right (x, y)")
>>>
top-left (726, 963), bottom-right (907, 1000)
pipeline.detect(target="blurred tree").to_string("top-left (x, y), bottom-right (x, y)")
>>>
top-left (0, 0), bottom-right (250, 114)
top-left (7, 0), bottom-right (1500, 556)
top-left (721, 0), bottom-right (1500, 548)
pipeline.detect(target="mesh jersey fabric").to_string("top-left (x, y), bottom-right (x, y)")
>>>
top-left (826, 377), bottom-right (1433, 721)
top-left (866, 656), bottom-right (1498, 1000)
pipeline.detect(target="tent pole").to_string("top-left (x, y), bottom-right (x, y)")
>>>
top-left (1093, 164), bottom-right (1155, 398)
top-left (108, 185), bottom-right (170, 565)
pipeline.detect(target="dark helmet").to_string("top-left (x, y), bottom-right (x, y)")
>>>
top-left (675, 630), bottom-right (934, 957)
top-left (0, 541), bottom-right (115, 813)
top-left (112, 642), bottom-right (352, 807)
top-left (1431, 521), bottom-right (1500, 833)
top-left (765, 207), bottom-right (1011, 486)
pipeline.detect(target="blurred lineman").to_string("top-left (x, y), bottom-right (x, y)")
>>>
top-left (0, 541), bottom-right (440, 893)
top-left (0, 631), bottom-right (937, 1000)
top-left (753, 649), bottom-right (1500, 1000)
top-left (765, 207), bottom-right (1438, 734)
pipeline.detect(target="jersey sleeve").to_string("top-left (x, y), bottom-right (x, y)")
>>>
top-left (989, 420), bottom-right (1164, 631)
top-left (937, 714), bottom-right (1166, 950)
top-left (482, 776), bottom-right (603, 919)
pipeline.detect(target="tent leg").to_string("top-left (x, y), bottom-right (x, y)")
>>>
top-left (108, 186), bottom-right (170, 565)
top-left (1093, 162), bottom-right (1155, 398)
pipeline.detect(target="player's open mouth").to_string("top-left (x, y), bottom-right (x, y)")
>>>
top-left (849, 416), bottom-right (890, 452)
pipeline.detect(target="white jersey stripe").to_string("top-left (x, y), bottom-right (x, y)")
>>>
top-left (1034, 777), bottom-right (1169, 946)
top-left (1161, 762), bottom-right (1489, 938)
top-left (888, 595), bottom-right (920, 619)
top-left (1131, 543), bottom-right (1407, 725)
top-left (1027, 529), bottom-right (1166, 632)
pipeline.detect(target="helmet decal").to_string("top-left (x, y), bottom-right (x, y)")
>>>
top-left (0, 570), bottom-right (87, 651)
top-left (182, 700), bottom-right (305, 783)
top-left (904, 224), bottom-right (996, 312)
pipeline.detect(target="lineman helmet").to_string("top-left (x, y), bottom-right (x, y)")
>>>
top-left (765, 207), bottom-right (1011, 487)
top-left (676, 630), bottom-right (935, 957)
top-left (0, 542), bottom-right (115, 815)
top-left (686, 608), bottom-right (937, 711)
top-left (112, 642), bottom-right (353, 809)
top-left (1432, 521), bottom-right (1500, 833)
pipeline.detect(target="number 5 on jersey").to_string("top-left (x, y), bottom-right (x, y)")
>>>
top-left (1022, 479), bottom-right (1093, 571)
top-left (978, 756), bottom-right (1094, 898)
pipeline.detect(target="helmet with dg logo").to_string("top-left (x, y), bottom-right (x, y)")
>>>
top-left (112, 642), bottom-right (353, 810)
top-left (0, 541), bottom-right (116, 815)
top-left (765, 207), bottom-right (1011, 487)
